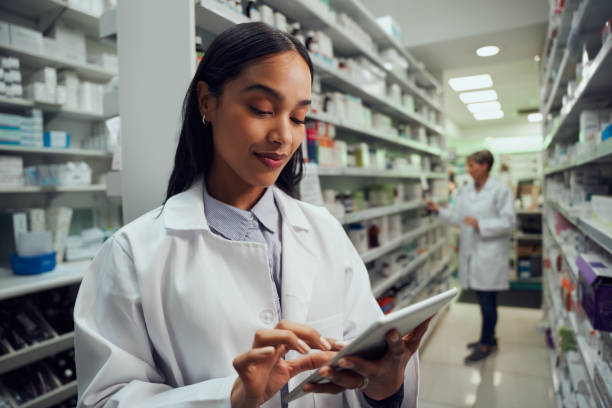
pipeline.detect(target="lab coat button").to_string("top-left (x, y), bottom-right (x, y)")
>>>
top-left (259, 309), bottom-right (275, 325)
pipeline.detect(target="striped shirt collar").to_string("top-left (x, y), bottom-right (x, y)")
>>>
top-left (202, 180), bottom-right (278, 241)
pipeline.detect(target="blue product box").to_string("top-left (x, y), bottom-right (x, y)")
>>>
top-left (10, 252), bottom-right (56, 275)
top-left (44, 131), bottom-right (71, 148)
top-left (602, 124), bottom-right (612, 142)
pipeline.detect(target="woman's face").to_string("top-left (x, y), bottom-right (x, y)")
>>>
top-left (198, 51), bottom-right (311, 190)
top-left (467, 159), bottom-right (489, 181)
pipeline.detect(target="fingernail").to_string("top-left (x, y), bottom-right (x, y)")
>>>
top-left (335, 340), bottom-right (349, 349)
top-left (320, 368), bottom-right (332, 379)
top-left (259, 346), bottom-right (275, 355)
top-left (390, 332), bottom-right (400, 343)
top-left (321, 336), bottom-right (332, 350)
top-left (298, 339), bottom-right (311, 354)
top-left (338, 359), bottom-right (354, 369)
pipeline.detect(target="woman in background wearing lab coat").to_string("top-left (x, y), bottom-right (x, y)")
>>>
top-left (427, 150), bottom-right (515, 364)
top-left (74, 23), bottom-right (429, 408)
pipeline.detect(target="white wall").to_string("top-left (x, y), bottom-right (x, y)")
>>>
top-left (448, 121), bottom-right (543, 157)
top-left (118, 0), bottom-right (195, 223)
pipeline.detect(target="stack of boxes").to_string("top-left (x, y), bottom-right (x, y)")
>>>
top-left (0, 56), bottom-right (23, 98)
top-left (0, 156), bottom-right (24, 188)
top-left (0, 109), bottom-right (43, 147)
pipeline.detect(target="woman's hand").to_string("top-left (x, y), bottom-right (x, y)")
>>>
top-left (230, 320), bottom-right (341, 408)
top-left (425, 200), bottom-right (439, 214)
top-left (303, 318), bottom-right (432, 401)
top-left (463, 216), bottom-right (479, 230)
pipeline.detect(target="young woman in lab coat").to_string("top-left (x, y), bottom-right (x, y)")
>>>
top-left (74, 23), bottom-right (429, 408)
top-left (427, 150), bottom-right (515, 364)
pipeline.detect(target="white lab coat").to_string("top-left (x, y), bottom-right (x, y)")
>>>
top-left (74, 181), bottom-right (419, 408)
top-left (438, 177), bottom-right (515, 291)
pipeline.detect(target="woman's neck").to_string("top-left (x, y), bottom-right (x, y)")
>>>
top-left (474, 174), bottom-right (488, 191)
top-left (205, 159), bottom-right (265, 211)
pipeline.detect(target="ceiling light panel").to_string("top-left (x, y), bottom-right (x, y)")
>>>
top-left (448, 74), bottom-right (493, 92)
top-left (476, 46), bottom-right (500, 57)
top-left (467, 101), bottom-right (502, 113)
top-left (474, 110), bottom-right (504, 120)
top-left (460, 90), bottom-right (499, 104)
top-left (528, 113), bottom-right (543, 122)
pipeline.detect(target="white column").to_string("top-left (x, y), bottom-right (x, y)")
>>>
top-left (118, 0), bottom-right (196, 223)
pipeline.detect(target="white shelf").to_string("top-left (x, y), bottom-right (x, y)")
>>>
top-left (1, 0), bottom-right (104, 38)
top-left (0, 332), bottom-right (74, 375)
top-left (390, 254), bottom-right (451, 306)
top-left (371, 240), bottom-right (447, 297)
top-left (0, 145), bottom-right (111, 158)
top-left (547, 200), bottom-right (612, 255)
top-left (340, 200), bottom-right (422, 225)
top-left (544, 139), bottom-right (612, 175)
top-left (361, 221), bottom-right (440, 264)
top-left (194, 1), bottom-right (444, 133)
top-left (6, 380), bottom-right (78, 408)
top-left (316, 166), bottom-right (446, 179)
top-left (307, 111), bottom-right (443, 156)
top-left (543, 35), bottom-right (612, 149)
top-left (0, 95), bottom-right (109, 120)
top-left (0, 260), bottom-right (89, 300)
top-left (0, 44), bottom-right (116, 82)
top-left (0, 95), bottom-right (34, 109)
top-left (0, 184), bottom-right (106, 194)
top-left (311, 57), bottom-right (444, 134)
top-left (542, 48), bottom-right (570, 117)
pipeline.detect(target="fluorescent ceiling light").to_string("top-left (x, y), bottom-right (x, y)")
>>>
top-left (448, 74), bottom-right (493, 92)
top-left (534, 55), bottom-right (541, 62)
top-left (467, 101), bottom-right (502, 113)
top-left (474, 110), bottom-right (504, 120)
top-left (476, 46), bottom-right (500, 57)
top-left (528, 113), bottom-right (543, 122)
top-left (459, 89), bottom-right (498, 104)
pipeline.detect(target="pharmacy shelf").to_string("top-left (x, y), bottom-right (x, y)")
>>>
top-left (330, 0), bottom-right (442, 93)
top-left (371, 239), bottom-right (447, 297)
top-left (0, 44), bottom-right (116, 83)
top-left (0, 260), bottom-right (89, 301)
top-left (361, 221), bottom-right (440, 264)
top-left (391, 255), bottom-right (451, 308)
top-left (0, 332), bottom-right (74, 375)
top-left (542, 48), bottom-right (571, 117)
top-left (0, 184), bottom-right (106, 194)
top-left (1, 0), bottom-right (105, 38)
top-left (0, 145), bottom-right (111, 158)
top-left (307, 111), bottom-right (443, 157)
top-left (317, 166), bottom-right (446, 179)
top-left (547, 199), bottom-right (612, 255)
top-left (513, 232), bottom-right (542, 241)
top-left (311, 57), bottom-right (445, 134)
top-left (341, 200), bottom-right (422, 225)
top-left (543, 35), bottom-right (612, 149)
top-left (194, 1), bottom-right (445, 134)
top-left (516, 209), bottom-right (542, 215)
top-left (544, 138), bottom-right (612, 175)
top-left (0, 95), bottom-right (109, 120)
top-left (544, 221), bottom-right (580, 281)
top-left (2, 380), bottom-right (78, 408)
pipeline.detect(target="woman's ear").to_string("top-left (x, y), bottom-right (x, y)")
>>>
top-left (196, 81), bottom-right (214, 120)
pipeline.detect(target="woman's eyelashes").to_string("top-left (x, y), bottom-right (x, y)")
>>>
top-left (249, 106), bottom-right (306, 125)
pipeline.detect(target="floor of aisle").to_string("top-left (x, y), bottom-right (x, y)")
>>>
top-left (418, 302), bottom-right (556, 408)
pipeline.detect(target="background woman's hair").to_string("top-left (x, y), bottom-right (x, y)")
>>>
top-left (165, 22), bottom-right (313, 202)
top-left (467, 149), bottom-right (494, 172)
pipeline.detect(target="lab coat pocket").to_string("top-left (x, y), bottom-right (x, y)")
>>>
top-left (306, 312), bottom-right (343, 341)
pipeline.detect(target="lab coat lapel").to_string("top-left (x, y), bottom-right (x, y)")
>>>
top-left (273, 187), bottom-right (315, 324)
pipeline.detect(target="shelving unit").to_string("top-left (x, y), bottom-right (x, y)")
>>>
top-left (361, 221), bottom-right (440, 264)
top-left (317, 166), bottom-right (446, 179)
top-left (544, 138), bottom-right (612, 175)
top-left (0, 3), bottom-right (118, 405)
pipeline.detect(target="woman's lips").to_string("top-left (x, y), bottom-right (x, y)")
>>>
top-left (254, 152), bottom-right (287, 169)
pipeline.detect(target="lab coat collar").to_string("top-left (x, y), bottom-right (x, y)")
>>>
top-left (162, 179), bottom-right (311, 232)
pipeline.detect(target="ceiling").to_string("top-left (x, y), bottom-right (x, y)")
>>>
top-left (363, 0), bottom-right (550, 127)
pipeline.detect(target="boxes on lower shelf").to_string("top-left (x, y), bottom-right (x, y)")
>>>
top-left (577, 254), bottom-right (612, 332)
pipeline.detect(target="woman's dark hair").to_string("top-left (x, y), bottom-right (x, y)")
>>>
top-left (467, 149), bottom-right (494, 172)
top-left (165, 22), bottom-right (313, 201)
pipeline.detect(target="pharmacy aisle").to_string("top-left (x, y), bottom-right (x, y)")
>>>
top-left (419, 302), bottom-right (556, 408)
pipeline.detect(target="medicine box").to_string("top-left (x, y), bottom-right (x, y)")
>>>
top-left (577, 254), bottom-right (612, 332)
top-left (44, 131), bottom-right (71, 148)
top-left (9, 24), bottom-right (43, 53)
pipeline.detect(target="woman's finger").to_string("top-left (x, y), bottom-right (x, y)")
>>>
top-left (403, 317), bottom-right (433, 351)
top-left (276, 320), bottom-right (333, 351)
top-left (252, 328), bottom-right (312, 354)
top-left (336, 355), bottom-right (381, 379)
top-left (316, 366), bottom-right (364, 390)
top-left (288, 351), bottom-right (337, 376)
top-left (232, 346), bottom-right (277, 373)
top-left (385, 329), bottom-right (405, 359)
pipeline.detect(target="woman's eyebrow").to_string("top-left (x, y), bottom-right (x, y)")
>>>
top-left (240, 83), bottom-right (311, 106)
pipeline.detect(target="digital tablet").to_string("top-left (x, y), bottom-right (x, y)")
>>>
top-left (283, 287), bottom-right (458, 404)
